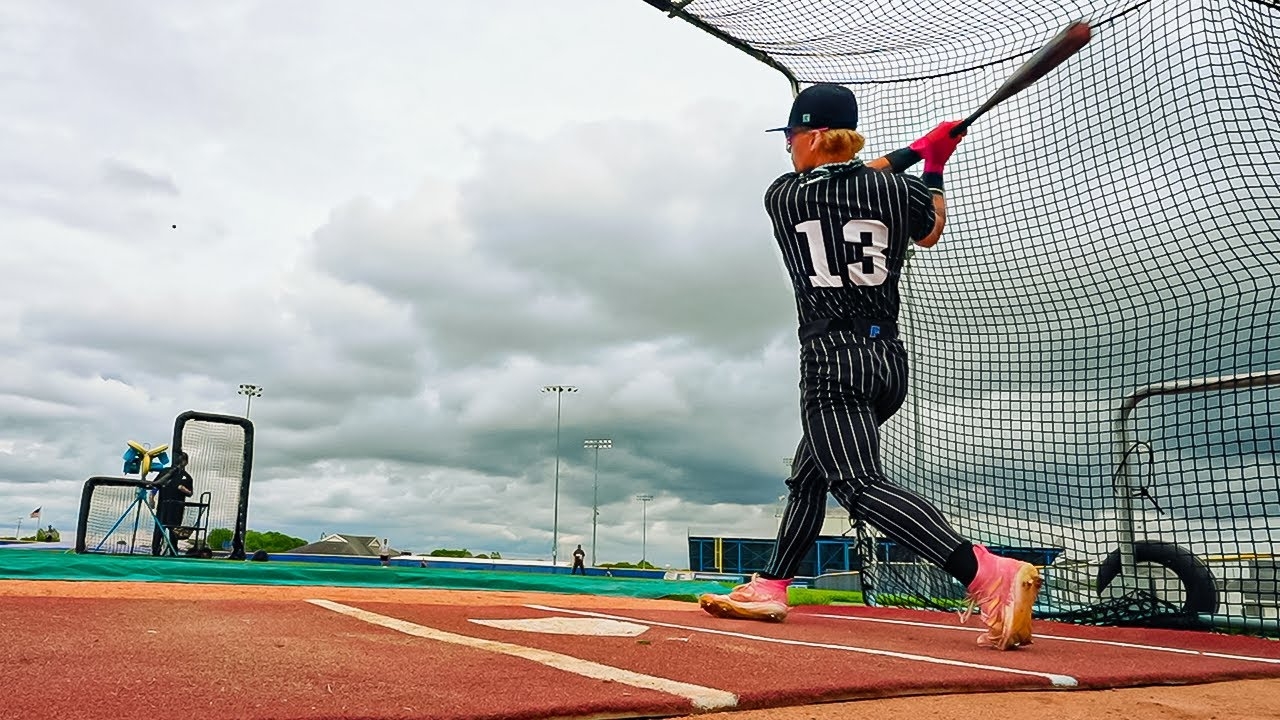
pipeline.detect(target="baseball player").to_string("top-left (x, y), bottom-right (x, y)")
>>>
top-left (698, 84), bottom-right (1042, 650)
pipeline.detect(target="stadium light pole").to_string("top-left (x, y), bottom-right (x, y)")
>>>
top-left (635, 493), bottom-right (654, 565)
top-left (583, 438), bottom-right (612, 566)
top-left (541, 385), bottom-right (578, 571)
top-left (238, 384), bottom-right (263, 418)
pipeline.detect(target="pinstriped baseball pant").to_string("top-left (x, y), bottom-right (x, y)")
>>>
top-left (764, 331), bottom-right (969, 579)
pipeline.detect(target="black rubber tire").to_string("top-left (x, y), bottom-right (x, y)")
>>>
top-left (1097, 540), bottom-right (1218, 615)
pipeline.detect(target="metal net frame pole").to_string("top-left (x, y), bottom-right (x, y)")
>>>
top-left (584, 438), bottom-right (613, 566)
top-left (542, 385), bottom-right (578, 569)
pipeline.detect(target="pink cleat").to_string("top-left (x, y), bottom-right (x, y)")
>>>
top-left (959, 544), bottom-right (1042, 650)
top-left (699, 573), bottom-right (791, 622)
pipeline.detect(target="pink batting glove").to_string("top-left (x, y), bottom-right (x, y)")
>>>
top-left (909, 120), bottom-right (966, 174)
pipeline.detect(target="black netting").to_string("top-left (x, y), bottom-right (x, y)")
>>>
top-left (75, 478), bottom-right (164, 555)
top-left (647, 0), bottom-right (1142, 81)
top-left (646, 0), bottom-right (1280, 636)
top-left (173, 411), bottom-right (255, 559)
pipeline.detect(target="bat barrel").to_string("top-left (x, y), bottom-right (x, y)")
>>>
top-left (946, 21), bottom-right (1091, 138)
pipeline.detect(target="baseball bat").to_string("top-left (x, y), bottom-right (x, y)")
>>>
top-left (951, 21), bottom-right (1093, 136)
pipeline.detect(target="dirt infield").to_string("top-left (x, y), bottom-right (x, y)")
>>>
top-left (5, 579), bottom-right (1277, 720)
top-left (676, 678), bottom-right (1280, 720)
top-left (0, 578), bottom-right (698, 610)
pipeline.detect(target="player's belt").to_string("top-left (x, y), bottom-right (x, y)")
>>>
top-left (798, 318), bottom-right (898, 343)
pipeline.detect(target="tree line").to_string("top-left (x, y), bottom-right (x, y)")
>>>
top-left (0, 525), bottom-right (61, 542)
top-left (206, 528), bottom-right (308, 553)
top-left (201, 529), bottom-right (653, 566)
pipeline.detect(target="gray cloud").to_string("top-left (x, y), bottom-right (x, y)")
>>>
top-left (307, 110), bottom-right (794, 367)
top-left (101, 160), bottom-right (179, 196)
top-left (0, 85), bottom-right (804, 569)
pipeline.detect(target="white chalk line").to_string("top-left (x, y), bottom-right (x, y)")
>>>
top-left (526, 604), bottom-right (1078, 688)
top-left (305, 599), bottom-right (737, 711)
top-left (810, 612), bottom-right (1280, 666)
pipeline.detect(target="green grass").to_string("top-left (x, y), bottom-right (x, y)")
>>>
top-left (787, 587), bottom-right (865, 606)
top-left (872, 594), bottom-right (968, 610)
top-left (699, 583), bottom-right (865, 606)
top-left (688, 585), bottom-right (978, 609)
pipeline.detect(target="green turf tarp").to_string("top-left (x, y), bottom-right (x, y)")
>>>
top-left (0, 549), bottom-right (728, 601)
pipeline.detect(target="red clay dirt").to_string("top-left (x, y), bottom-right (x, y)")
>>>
top-left (676, 678), bottom-right (1280, 720)
top-left (3, 580), bottom-right (1278, 720)
top-left (392, 602), bottom-right (1280, 687)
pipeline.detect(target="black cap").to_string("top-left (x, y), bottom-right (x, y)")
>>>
top-left (766, 83), bottom-right (859, 133)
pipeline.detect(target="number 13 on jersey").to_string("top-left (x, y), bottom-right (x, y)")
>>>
top-left (796, 219), bottom-right (890, 287)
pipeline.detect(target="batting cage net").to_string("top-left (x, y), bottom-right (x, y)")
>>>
top-left (644, 0), bottom-right (1280, 635)
top-left (75, 476), bottom-right (173, 555)
top-left (74, 411), bottom-right (255, 559)
top-left (172, 411), bottom-right (255, 560)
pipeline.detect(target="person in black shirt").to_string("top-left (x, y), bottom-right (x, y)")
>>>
top-left (698, 84), bottom-right (1042, 650)
top-left (571, 545), bottom-right (587, 575)
top-left (152, 451), bottom-right (194, 555)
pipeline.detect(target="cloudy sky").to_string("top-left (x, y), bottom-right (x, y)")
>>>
top-left (4, 0), bottom-right (1275, 571)
top-left (0, 0), bottom-right (834, 566)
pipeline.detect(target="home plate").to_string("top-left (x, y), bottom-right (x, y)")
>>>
top-left (469, 616), bottom-right (650, 637)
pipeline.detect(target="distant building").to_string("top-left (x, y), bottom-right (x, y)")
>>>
top-left (688, 533), bottom-right (1064, 581)
top-left (287, 533), bottom-right (400, 558)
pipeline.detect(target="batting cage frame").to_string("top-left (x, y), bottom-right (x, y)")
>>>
top-left (75, 476), bottom-right (181, 556)
top-left (645, 0), bottom-right (1280, 636)
top-left (171, 410), bottom-right (255, 560)
top-left (76, 410), bottom-right (255, 560)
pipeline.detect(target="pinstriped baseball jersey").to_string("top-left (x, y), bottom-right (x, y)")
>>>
top-left (757, 159), bottom-right (970, 580)
top-left (764, 159), bottom-right (936, 326)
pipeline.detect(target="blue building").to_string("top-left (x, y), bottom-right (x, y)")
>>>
top-left (688, 534), bottom-right (1062, 583)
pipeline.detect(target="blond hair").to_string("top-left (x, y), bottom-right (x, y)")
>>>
top-left (814, 128), bottom-right (866, 159)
